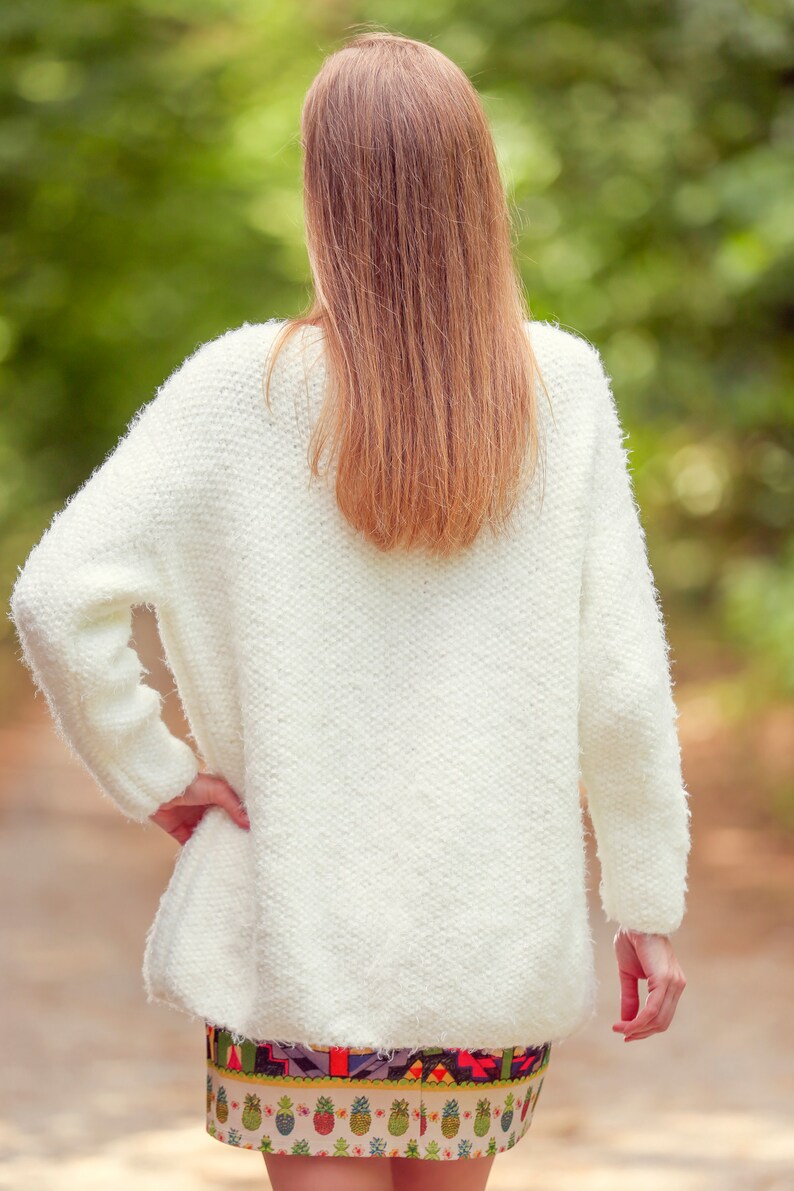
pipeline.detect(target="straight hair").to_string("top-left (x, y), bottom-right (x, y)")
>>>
top-left (264, 30), bottom-right (549, 557)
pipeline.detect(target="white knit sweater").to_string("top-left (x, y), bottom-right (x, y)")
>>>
top-left (8, 317), bottom-right (691, 1051)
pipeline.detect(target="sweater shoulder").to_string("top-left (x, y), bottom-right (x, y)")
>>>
top-left (156, 318), bottom-right (287, 397)
top-left (136, 318), bottom-right (292, 448)
top-left (525, 319), bottom-right (608, 389)
top-left (524, 318), bottom-right (614, 444)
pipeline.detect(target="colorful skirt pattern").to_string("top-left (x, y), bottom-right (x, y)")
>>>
top-left (205, 1020), bottom-right (552, 1161)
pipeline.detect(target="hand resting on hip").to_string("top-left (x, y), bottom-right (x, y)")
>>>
top-left (148, 772), bottom-right (251, 845)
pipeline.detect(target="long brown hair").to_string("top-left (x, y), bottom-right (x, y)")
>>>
top-left (264, 30), bottom-right (549, 557)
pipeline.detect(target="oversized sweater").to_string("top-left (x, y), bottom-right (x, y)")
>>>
top-left (8, 317), bottom-right (692, 1051)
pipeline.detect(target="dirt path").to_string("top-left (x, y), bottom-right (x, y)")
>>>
top-left (1, 655), bottom-right (792, 1190)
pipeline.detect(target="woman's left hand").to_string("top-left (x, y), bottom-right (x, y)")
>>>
top-left (148, 772), bottom-right (251, 845)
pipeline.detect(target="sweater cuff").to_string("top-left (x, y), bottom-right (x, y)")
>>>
top-left (592, 788), bottom-right (692, 936)
top-left (100, 729), bottom-right (202, 824)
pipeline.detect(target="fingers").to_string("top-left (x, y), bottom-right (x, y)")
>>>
top-left (612, 930), bottom-right (687, 1042)
top-left (618, 979), bottom-right (668, 1039)
top-left (623, 972), bottom-right (686, 1040)
top-left (203, 776), bottom-right (251, 830)
top-left (150, 774), bottom-right (251, 848)
top-left (614, 977), bottom-right (666, 1037)
top-left (178, 772), bottom-right (251, 831)
top-left (618, 968), bottom-right (687, 1040)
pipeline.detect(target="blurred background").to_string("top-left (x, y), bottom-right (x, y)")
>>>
top-left (1, 2), bottom-right (792, 1189)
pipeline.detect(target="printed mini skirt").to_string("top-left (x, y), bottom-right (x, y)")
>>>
top-left (206, 1020), bottom-right (552, 1161)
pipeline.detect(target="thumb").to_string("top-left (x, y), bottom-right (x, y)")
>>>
top-left (617, 965), bottom-right (640, 1027)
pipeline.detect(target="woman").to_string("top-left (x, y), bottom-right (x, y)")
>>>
top-left (9, 30), bottom-right (691, 1191)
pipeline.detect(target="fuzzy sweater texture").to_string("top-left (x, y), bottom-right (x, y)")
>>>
top-left (8, 317), bottom-right (692, 1051)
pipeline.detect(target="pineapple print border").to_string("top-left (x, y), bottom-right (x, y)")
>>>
top-left (205, 1021), bottom-right (551, 1161)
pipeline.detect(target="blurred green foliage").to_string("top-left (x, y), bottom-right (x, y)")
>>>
top-left (2, 1), bottom-right (793, 707)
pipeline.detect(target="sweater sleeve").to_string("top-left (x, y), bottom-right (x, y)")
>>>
top-left (6, 343), bottom-right (217, 824)
top-left (577, 346), bottom-right (692, 935)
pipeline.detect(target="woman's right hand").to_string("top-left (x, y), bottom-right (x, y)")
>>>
top-left (612, 928), bottom-right (687, 1042)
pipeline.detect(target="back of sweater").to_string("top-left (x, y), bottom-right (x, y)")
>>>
top-left (8, 317), bottom-right (691, 1050)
